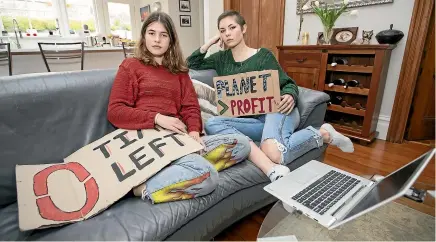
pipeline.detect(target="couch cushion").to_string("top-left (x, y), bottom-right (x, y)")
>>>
top-left (188, 69), bottom-right (217, 87)
top-left (191, 79), bottom-right (218, 127)
top-left (296, 87), bottom-right (330, 130)
top-left (0, 69), bottom-right (117, 207)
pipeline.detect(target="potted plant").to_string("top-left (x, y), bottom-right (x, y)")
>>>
top-left (303, 0), bottom-right (351, 44)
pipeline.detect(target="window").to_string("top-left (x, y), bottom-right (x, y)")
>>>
top-left (0, 0), bottom-right (139, 48)
top-left (0, 0), bottom-right (57, 36)
top-left (65, 0), bottom-right (97, 35)
top-left (107, 2), bottom-right (132, 40)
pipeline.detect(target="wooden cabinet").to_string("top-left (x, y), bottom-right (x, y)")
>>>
top-left (285, 67), bottom-right (320, 90)
top-left (277, 45), bottom-right (395, 144)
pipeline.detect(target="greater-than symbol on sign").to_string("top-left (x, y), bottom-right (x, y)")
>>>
top-left (218, 100), bottom-right (229, 115)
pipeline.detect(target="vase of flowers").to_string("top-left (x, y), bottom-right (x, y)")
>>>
top-left (303, 0), bottom-right (350, 45)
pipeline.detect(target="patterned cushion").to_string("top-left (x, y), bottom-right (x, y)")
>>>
top-left (191, 79), bottom-right (218, 125)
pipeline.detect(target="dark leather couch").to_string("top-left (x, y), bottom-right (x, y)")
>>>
top-left (0, 69), bottom-right (329, 241)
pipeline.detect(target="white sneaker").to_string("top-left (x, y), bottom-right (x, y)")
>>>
top-left (267, 165), bottom-right (290, 182)
top-left (321, 123), bottom-right (354, 153)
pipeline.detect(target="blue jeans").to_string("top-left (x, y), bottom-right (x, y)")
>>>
top-left (204, 108), bottom-right (323, 165)
top-left (143, 134), bottom-right (250, 204)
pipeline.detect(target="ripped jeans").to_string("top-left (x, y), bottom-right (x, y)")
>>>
top-left (204, 108), bottom-right (323, 165)
top-left (142, 134), bottom-right (250, 204)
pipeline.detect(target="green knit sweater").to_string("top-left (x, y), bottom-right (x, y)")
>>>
top-left (187, 48), bottom-right (299, 102)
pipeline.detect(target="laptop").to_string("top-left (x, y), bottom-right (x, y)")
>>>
top-left (264, 149), bottom-right (435, 230)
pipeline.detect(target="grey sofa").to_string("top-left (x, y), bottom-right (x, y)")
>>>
top-left (0, 68), bottom-right (329, 241)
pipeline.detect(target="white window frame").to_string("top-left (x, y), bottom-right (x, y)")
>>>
top-left (0, 0), bottom-right (139, 40)
top-left (57, 0), bottom-right (102, 37)
top-left (101, 0), bottom-right (139, 40)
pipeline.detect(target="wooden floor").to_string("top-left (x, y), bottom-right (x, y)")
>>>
top-left (215, 140), bottom-right (435, 241)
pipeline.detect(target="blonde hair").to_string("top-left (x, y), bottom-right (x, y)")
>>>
top-left (134, 12), bottom-right (188, 73)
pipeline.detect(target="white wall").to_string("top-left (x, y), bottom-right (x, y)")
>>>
top-left (284, 0), bottom-right (415, 140)
top-left (203, 0), bottom-right (224, 54)
top-left (168, 0), bottom-right (202, 57)
top-left (130, 0), bottom-right (203, 58)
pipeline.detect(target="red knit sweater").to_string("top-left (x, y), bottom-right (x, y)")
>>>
top-left (107, 58), bottom-right (202, 132)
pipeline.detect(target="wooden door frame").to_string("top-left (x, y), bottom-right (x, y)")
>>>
top-left (224, 0), bottom-right (285, 55)
top-left (386, 0), bottom-right (434, 143)
top-left (224, 0), bottom-right (231, 10)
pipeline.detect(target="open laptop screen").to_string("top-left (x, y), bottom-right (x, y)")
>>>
top-left (341, 151), bottom-right (432, 221)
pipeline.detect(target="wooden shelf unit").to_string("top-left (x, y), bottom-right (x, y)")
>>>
top-left (277, 45), bottom-right (395, 143)
top-left (324, 84), bottom-right (370, 96)
top-left (327, 64), bottom-right (374, 73)
top-left (327, 104), bottom-right (366, 117)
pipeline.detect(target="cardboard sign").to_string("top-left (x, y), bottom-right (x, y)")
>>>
top-left (213, 70), bottom-right (281, 117)
top-left (16, 127), bottom-right (203, 231)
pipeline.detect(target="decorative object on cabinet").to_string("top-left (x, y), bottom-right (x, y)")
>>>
top-left (180, 15), bottom-right (191, 27)
top-left (179, 0), bottom-right (191, 12)
top-left (376, 24), bottom-right (404, 44)
top-left (331, 27), bottom-right (358, 45)
top-left (317, 32), bottom-right (327, 45)
top-left (361, 30), bottom-right (374, 44)
top-left (352, 30), bottom-right (374, 45)
top-left (308, 0), bottom-right (350, 45)
top-left (301, 32), bottom-right (310, 45)
top-left (297, 0), bottom-right (394, 14)
top-left (277, 45), bottom-right (395, 144)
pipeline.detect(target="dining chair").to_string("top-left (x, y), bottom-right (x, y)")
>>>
top-left (38, 42), bottom-right (85, 72)
top-left (0, 43), bottom-right (12, 76)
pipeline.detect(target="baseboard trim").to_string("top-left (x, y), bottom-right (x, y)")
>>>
top-left (376, 115), bottom-right (391, 140)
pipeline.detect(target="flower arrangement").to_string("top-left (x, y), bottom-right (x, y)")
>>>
top-left (301, 0), bottom-right (358, 44)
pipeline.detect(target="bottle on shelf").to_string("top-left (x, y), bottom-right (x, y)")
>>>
top-left (328, 94), bottom-right (343, 105)
top-left (344, 79), bottom-right (361, 89)
top-left (331, 57), bottom-right (348, 66)
top-left (354, 103), bottom-right (366, 110)
top-left (340, 100), bottom-right (351, 108)
top-left (327, 78), bottom-right (346, 87)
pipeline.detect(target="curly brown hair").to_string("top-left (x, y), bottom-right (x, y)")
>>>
top-left (134, 12), bottom-right (188, 73)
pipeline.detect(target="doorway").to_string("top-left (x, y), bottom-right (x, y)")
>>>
top-left (405, 7), bottom-right (435, 146)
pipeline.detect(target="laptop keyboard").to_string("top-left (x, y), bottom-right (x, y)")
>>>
top-left (291, 170), bottom-right (360, 215)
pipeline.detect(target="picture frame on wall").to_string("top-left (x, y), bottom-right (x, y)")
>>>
top-left (179, 0), bottom-right (191, 12)
top-left (140, 5), bottom-right (150, 22)
top-left (297, 0), bottom-right (394, 14)
top-left (180, 15), bottom-right (191, 27)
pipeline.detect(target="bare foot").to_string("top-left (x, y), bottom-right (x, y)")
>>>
top-left (133, 183), bottom-right (146, 197)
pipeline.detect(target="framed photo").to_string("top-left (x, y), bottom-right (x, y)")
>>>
top-left (331, 27), bottom-right (359, 45)
top-left (180, 15), bottom-right (191, 27)
top-left (179, 0), bottom-right (191, 12)
top-left (140, 5), bottom-right (150, 22)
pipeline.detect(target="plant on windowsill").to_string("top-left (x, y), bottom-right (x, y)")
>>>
top-left (302, 0), bottom-right (351, 45)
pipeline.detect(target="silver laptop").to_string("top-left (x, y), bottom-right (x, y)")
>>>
top-left (264, 149), bottom-right (435, 230)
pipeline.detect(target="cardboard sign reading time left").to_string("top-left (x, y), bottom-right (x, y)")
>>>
top-left (213, 70), bottom-right (281, 117)
top-left (15, 127), bottom-right (203, 231)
